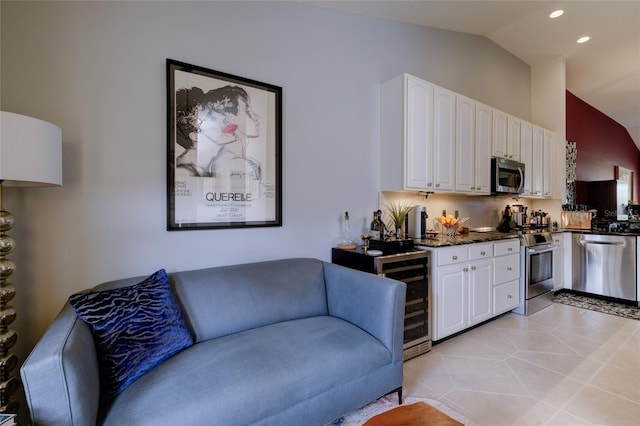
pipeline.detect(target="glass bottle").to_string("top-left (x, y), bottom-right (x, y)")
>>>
top-left (334, 211), bottom-right (358, 250)
top-left (370, 211), bottom-right (380, 240)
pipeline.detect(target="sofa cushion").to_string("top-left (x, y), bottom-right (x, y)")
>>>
top-left (100, 316), bottom-right (393, 425)
top-left (171, 258), bottom-right (330, 343)
top-left (68, 269), bottom-right (193, 403)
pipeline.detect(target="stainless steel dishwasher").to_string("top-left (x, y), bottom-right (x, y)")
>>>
top-left (571, 233), bottom-right (637, 301)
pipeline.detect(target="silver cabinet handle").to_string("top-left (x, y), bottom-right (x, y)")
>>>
top-left (507, 294), bottom-right (513, 299)
top-left (508, 247), bottom-right (513, 251)
top-left (507, 267), bottom-right (512, 271)
top-left (471, 266), bottom-right (476, 270)
top-left (427, 183), bottom-right (433, 187)
top-left (435, 183), bottom-right (440, 188)
top-left (463, 267), bottom-right (468, 272)
top-left (452, 255), bottom-right (458, 260)
top-left (480, 251), bottom-right (486, 255)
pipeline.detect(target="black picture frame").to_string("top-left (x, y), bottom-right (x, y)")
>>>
top-left (166, 59), bottom-right (282, 230)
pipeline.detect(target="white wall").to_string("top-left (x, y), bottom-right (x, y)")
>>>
top-left (1, 1), bottom-right (531, 357)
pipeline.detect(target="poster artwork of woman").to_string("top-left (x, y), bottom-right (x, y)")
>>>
top-left (175, 85), bottom-right (262, 184)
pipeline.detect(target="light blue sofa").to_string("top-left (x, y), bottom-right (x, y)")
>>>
top-left (21, 258), bottom-right (406, 425)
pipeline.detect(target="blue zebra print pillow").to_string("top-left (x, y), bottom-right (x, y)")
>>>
top-left (69, 269), bottom-right (193, 403)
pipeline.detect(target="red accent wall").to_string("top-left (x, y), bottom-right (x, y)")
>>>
top-left (567, 91), bottom-right (640, 202)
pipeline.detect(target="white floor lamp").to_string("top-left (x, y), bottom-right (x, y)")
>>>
top-left (0, 112), bottom-right (62, 414)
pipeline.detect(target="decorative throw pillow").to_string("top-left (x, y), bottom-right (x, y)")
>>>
top-left (68, 269), bottom-right (193, 403)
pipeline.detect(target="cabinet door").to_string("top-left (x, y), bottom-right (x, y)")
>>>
top-left (405, 76), bottom-right (434, 190)
top-left (553, 248), bottom-right (563, 291)
top-left (474, 102), bottom-right (492, 194)
top-left (531, 125), bottom-right (544, 196)
top-left (493, 280), bottom-right (520, 315)
top-left (520, 121), bottom-right (533, 196)
top-left (543, 130), bottom-right (553, 197)
top-left (433, 86), bottom-right (455, 191)
top-left (492, 109), bottom-right (508, 158)
top-left (435, 264), bottom-right (467, 340)
top-left (468, 260), bottom-right (493, 325)
top-left (507, 115), bottom-right (521, 161)
top-left (455, 95), bottom-right (475, 192)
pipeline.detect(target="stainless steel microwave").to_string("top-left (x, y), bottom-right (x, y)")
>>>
top-left (491, 157), bottom-right (524, 194)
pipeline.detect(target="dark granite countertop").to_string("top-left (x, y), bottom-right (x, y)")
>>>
top-left (414, 231), bottom-right (520, 248)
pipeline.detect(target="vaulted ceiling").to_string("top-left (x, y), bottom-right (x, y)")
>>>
top-left (304, 1), bottom-right (640, 148)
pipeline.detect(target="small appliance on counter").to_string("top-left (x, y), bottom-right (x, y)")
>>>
top-left (511, 205), bottom-right (528, 228)
top-left (406, 206), bottom-right (428, 240)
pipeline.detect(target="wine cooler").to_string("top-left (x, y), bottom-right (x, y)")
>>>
top-left (331, 247), bottom-right (431, 360)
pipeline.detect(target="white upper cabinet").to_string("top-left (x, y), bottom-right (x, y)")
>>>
top-left (380, 73), bottom-right (553, 197)
top-left (493, 110), bottom-right (521, 161)
top-left (380, 74), bottom-right (434, 191)
top-left (455, 96), bottom-right (490, 194)
top-left (492, 109), bottom-right (508, 159)
top-left (520, 121), bottom-right (533, 196)
top-left (543, 130), bottom-right (553, 197)
top-left (455, 95), bottom-right (475, 193)
top-left (433, 86), bottom-right (456, 191)
top-left (380, 73), bottom-right (453, 192)
top-left (405, 76), bottom-right (434, 189)
top-left (474, 103), bottom-right (492, 194)
top-left (531, 125), bottom-right (544, 197)
top-left (507, 115), bottom-right (521, 161)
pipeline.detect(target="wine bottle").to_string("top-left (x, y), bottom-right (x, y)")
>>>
top-left (376, 210), bottom-right (386, 239)
top-left (369, 211), bottom-right (380, 240)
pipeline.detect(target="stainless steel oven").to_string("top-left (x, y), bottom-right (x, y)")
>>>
top-left (513, 232), bottom-right (555, 315)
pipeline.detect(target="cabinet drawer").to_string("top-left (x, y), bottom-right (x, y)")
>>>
top-left (552, 233), bottom-right (564, 248)
top-left (468, 243), bottom-right (492, 261)
top-left (494, 239), bottom-right (520, 257)
top-left (436, 246), bottom-right (468, 266)
top-left (493, 280), bottom-right (519, 314)
top-left (493, 253), bottom-right (520, 284)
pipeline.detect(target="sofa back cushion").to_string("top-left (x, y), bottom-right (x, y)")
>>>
top-left (170, 258), bottom-right (329, 342)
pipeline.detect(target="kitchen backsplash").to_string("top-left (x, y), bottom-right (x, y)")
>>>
top-left (379, 191), bottom-right (562, 232)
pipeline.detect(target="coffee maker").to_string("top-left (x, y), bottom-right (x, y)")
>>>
top-left (407, 206), bottom-right (428, 239)
top-left (511, 205), bottom-right (528, 228)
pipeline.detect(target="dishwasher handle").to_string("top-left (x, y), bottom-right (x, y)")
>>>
top-left (578, 237), bottom-right (627, 247)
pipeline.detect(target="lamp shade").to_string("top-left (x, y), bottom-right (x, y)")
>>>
top-left (0, 111), bottom-right (62, 187)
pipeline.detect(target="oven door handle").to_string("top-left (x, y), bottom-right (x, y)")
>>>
top-left (526, 245), bottom-right (556, 254)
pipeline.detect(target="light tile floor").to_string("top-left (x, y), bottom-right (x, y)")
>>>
top-left (403, 303), bottom-right (640, 425)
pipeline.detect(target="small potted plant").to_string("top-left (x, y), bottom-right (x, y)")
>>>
top-left (386, 201), bottom-right (414, 239)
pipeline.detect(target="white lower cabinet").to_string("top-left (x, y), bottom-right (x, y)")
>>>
top-left (430, 239), bottom-right (520, 341)
top-left (468, 259), bottom-right (493, 325)
top-left (552, 232), bottom-right (566, 291)
top-left (493, 280), bottom-right (519, 314)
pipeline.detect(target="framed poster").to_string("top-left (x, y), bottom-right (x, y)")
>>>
top-left (167, 59), bottom-right (282, 230)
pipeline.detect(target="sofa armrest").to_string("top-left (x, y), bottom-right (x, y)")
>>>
top-left (323, 262), bottom-right (406, 362)
top-left (21, 304), bottom-right (100, 426)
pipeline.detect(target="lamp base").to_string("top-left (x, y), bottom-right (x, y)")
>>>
top-left (0, 200), bottom-right (20, 414)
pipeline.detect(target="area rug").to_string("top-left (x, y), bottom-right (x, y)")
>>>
top-left (327, 394), bottom-right (475, 426)
top-left (554, 292), bottom-right (640, 320)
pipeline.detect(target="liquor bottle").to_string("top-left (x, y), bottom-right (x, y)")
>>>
top-left (370, 211), bottom-right (380, 240)
top-left (376, 210), bottom-right (387, 239)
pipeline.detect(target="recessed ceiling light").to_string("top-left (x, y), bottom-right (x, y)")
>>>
top-left (577, 36), bottom-right (591, 44)
top-left (549, 10), bottom-right (564, 18)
